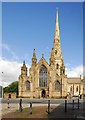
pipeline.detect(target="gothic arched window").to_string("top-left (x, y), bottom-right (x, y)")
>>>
top-left (39, 65), bottom-right (48, 87)
top-left (76, 86), bottom-right (78, 92)
top-left (26, 81), bottom-right (30, 90)
top-left (55, 81), bottom-right (61, 92)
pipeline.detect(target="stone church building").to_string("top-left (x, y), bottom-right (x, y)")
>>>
top-left (18, 10), bottom-right (83, 98)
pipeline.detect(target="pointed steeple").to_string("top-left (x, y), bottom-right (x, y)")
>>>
top-left (53, 9), bottom-right (62, 59)
top-left (32, 49), bottom-right (37, 66)
top-left (50, 9), bottom-right (65, 77)
top-left (54, 9), bottom-right (60, 40)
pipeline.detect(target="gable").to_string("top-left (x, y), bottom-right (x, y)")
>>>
top-left (36, 56), bottom-right (49, 71)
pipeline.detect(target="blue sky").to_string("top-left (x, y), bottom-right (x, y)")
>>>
top-left (0, 2), bottom-right (83, 87)
top-left (2, 2), bottom-right (83, 67)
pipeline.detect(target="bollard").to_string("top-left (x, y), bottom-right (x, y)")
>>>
top-left (7, 98), bottom-right (10, 108)
top-left (72, 99), bottom-right (74, 110)
top-left (30, 102), bottom-right (32, 114)
top-left (78, 99), bottom-right (79, 110)
top-left (19, 99), bottom-right (23, 112)
top-left (48, 100), bottom-right (50, 114)
top-left (65, 100), bottom-right (67, 112)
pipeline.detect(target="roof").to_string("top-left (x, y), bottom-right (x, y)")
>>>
top-left (67, 77), bottom-right (81, 84)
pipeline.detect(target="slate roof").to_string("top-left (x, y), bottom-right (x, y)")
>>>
top-left (67, 77), bottom-right (81, 84)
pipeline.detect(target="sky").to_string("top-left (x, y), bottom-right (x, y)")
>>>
top-left (0, 2), bottom-right (83, 87)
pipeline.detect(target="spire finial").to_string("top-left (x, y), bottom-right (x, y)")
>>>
top-left (33, 48), bottom-right (36, 58)
top-left (34, 48), bottom-right (35, 53)
top-left (42, 53), bottom-right (44, 57)
top-left (23, 60), bottom-right (25, 65)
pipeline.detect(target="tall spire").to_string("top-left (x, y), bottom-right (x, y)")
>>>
top-left (50, 9), bottom-right (63, 66)
top-left (53, 9), bottom-right (62, 58)
top-left (54, 9), bottom-right (60, 40)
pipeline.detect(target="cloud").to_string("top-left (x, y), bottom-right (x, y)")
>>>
top-left (65, 65), bottom-right (83, 78)
top-left (0, 57), bottom-right (30, 87)
top-left (0, 43), bottom-right (19, 60)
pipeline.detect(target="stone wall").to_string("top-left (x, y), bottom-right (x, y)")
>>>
top-left (4, 92), bottom-right (17, 99)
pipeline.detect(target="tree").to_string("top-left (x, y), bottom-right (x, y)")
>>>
top-left (3, 86), bottom-right (9, 92)
top-left (3, 81), bottom-right (18, 95)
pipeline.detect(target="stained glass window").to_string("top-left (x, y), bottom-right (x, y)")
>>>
top-left (39, 65), bottom-right (48, 87)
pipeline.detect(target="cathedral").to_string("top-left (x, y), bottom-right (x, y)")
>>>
top-left (18, 10), bottom-right (83, 98)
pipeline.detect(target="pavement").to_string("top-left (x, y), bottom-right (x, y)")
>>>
top-left (0, 98), bottom-right (85, 119)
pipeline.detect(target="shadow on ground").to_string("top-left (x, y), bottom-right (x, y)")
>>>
top-left (47, 103), bottom-right (83, 118)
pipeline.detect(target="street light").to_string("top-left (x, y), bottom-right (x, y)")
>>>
top-left (1, 72), bottom-right (3, 98)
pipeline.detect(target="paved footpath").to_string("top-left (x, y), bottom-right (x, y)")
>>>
top-left (0, 102), bottom-right (85, 119)
top-left (0, 102), bottom-right (60, 118)
top-left (0, 99), bottom-right (85, 119)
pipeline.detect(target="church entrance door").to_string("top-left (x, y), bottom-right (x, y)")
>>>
top-left (9, 94), bottom-right (11, 98)
top-left (42, 89), bottom-right (46, 98)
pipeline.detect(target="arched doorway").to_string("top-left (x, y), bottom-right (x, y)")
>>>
top-left (9, 94), bottom-right (11, 98)
top-left (42, 89), bottom-right (46, 98)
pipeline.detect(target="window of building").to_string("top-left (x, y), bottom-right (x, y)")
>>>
top-left (76, 86), bottom-right (78, 92)
top-left (70, 86), bottom-right (73, 92)
top-left (39, 65), bottom-right (48, 88)
top-left (26, 81), bottom-right (30, 90)
top-left (56, 64), bottom-right (59, 69)
top-left (55, 50), bottom-right (57, 54)
top-left (55, 81), bottom-right (61, 92)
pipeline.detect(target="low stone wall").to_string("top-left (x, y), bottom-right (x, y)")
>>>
top-left (4, 92), bottom-right (17, 99)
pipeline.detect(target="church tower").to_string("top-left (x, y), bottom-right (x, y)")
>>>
top-left (18, 61), bottom-right (28, 97)
top-left (50, 10), bottom-right (65, 76)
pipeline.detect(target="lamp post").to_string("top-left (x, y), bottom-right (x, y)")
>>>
top-left (2, 72), bottom-right (4, 98)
